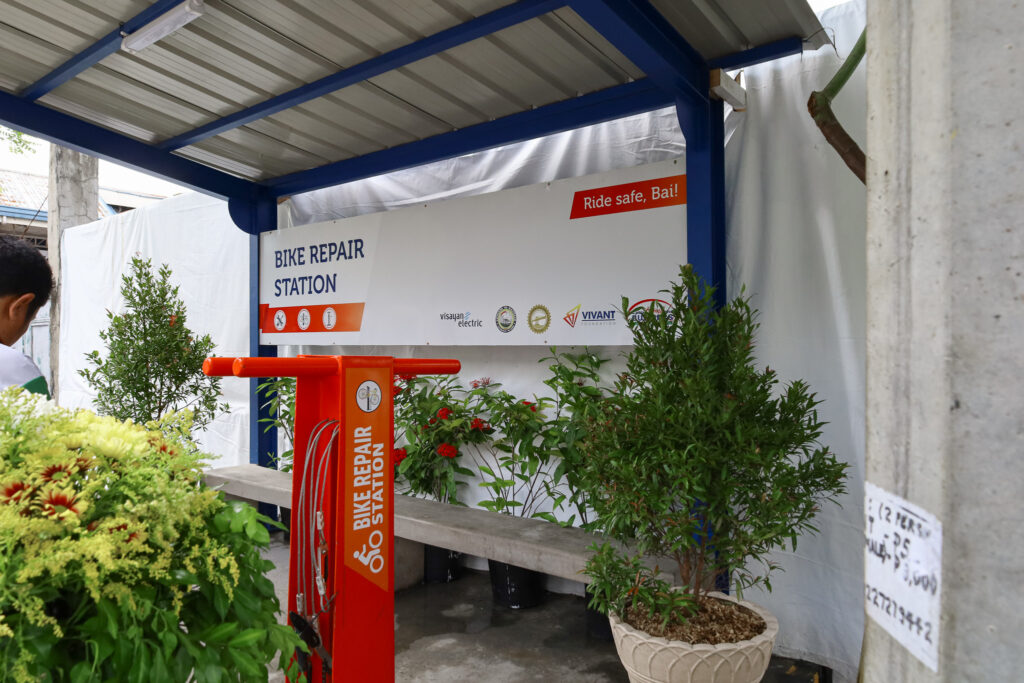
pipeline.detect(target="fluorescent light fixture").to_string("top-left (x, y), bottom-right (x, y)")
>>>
top-left (121, 0), bottom-right (205, 53)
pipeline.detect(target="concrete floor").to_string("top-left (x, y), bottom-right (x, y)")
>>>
top-left (263, 538), bottom-right (824, 682)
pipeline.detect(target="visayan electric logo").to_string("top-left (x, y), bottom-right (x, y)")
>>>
top-left (563, 304), bottom-right (616, 328)
top-left (439, 311), bottom-right (483, 328)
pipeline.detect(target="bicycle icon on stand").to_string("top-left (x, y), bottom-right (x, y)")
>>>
top-left (353, 530), bottom-right (385, 573)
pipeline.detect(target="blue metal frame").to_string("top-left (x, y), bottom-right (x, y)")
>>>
top-left (568, 0), bottom-right (707, 105)
top-left (0, 0), bottom-right (810, 466)
top-left (21, 0), bottom-right (187, 101)
top-left (266, 78), bottom-right (673, 197)
top-left (0, 91), bottom-right (256, 200)
top-left (158, 0), bottom-right (565, 151)
top-left (676, 97), bottom-right (726, 308)
top-left (248, 198), bottom-right (278, 473)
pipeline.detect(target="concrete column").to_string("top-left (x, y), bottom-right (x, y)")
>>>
top-left (47, 144), bottom-right (98, 402)
top-left (864, 1), bottom-right (1024, 680)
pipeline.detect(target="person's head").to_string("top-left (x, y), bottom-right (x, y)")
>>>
top-left (0, 235), bottom-right (53, 346)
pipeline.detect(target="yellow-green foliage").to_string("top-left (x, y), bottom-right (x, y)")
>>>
top-left (0, 388), bottom-right (304, 682)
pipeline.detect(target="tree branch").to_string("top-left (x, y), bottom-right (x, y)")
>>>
top-left (808, 29), bottom-right (866, 184)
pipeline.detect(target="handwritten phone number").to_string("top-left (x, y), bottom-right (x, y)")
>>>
top-left (865, 582), bottom-right (933, 644)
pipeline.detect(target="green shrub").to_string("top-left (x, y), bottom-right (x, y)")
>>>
top-left (0, 389), bottom-right (304, 681)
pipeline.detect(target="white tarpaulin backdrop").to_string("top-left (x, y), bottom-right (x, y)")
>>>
top-left (58, 1), bottom-right (864, 678)
top-left (59, 192), bottom-right (251, 467)
top-left (261, 160), bottom-right (686, 346)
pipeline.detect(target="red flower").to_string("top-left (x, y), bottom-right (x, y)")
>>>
top-left (394, 448), bottom-right (408, 465)
top-left (522, 400), bottom-right (537, 412)
top-left (169, 314), bottom-right (177, 327)
top-left (429, 418), bottom-right (437, 425)
top-left (40, 464), bottom-right (73, 483)
top-left (2, 481), bottom-right (31, 504)
top-left (40, 490), bottom-right (81, 517)
top-left (436, 443), bottom-right (457, 459)
top-left (437, 407), bottom-right (452, 420)
top-left (470, 418), bottom-right (488, 431)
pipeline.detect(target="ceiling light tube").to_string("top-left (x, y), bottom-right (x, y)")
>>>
top-left (121, 0), bottom-right (205, 54)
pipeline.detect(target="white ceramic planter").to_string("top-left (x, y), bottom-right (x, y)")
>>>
top-left (609, 592), bottom-right (779, 683)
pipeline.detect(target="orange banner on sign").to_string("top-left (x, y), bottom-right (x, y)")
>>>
top-left (569, 174), bottom-right (686, 220)
top-left (343, 365), bottom-right (391, 591)
top-left (259, 302), bottom-right (364, 333)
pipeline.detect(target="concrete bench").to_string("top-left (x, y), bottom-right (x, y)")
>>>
top-left (204, 464), bottom-right (602, 584)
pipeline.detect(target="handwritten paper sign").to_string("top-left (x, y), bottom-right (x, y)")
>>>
top-left (864, 481), bottom-right (942, 671)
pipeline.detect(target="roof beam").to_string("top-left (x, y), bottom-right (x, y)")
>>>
top-left (0, 90), bottom-right (257, 200)
top-left (20, 0), bottom-right (185, 101)
top-left (158, 0), bottom-right (565, 151)
top-left (567, 0), bottom-right (708, 104)
top-left (264, 79), bottom-right (673, 199)
top-left (708, 36), bottom-right (804, 71)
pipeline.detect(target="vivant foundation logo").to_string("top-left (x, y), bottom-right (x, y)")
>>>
top-left (564, 304), bottom-right (616, 327)
top-left (563, 304), bottom-right (581, 328)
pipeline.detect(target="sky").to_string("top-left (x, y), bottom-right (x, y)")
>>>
top-left (0, 135), bottom-right (186, 197)
top-left (0, 0), bottom-right (850, 198)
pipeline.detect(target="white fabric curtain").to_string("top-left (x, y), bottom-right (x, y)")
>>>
top-left (59, 192), bottom-right (251, 467)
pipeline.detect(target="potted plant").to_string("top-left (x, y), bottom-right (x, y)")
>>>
top-left (0, 389), bottom-right (305, 681)
top-left (579, 265), bottom-right (848, 683)
top-left (464, 382), bottom-right (558, 609)
top-left (393, 374), bottom-right (484, 583)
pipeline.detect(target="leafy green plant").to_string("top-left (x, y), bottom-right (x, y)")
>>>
top-left (580, 265), bottom-right (848, 628)
top-left (539, 348), bottom-right (610, 528)
top-left (257, 376), bottom-right (296, 471)
top-left (0, 388), bottom-right (305, 682)
top-left (464, 384), bottom-right (558, 519)
top-left (80, 257), bottom-right (226, 431)
top-left (393, 375), bottom-right (483, 504)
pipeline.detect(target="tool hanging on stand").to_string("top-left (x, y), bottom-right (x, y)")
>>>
top-left (204, 355), bottom-right (460, 682)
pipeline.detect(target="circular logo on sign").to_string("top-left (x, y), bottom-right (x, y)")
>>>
top-left (356, 380), bottom-right (382, 413)
top-left (322, 306), bottom-right (337, 330)
top-left (273, 309), bottom-right (287, 331)
top-left (495, 305), bottom-right (516, 333)
top-left (527, 305), bottom-right (551, 333)
top-left (297, 308), bottom-right (311, 330)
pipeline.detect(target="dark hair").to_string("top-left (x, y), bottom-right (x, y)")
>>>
top-left (0, 235), bottom-right (53, 316)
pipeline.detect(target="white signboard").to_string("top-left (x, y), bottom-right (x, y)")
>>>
top-left (260, 159), bottom-right (687, 345)
top-left (864, 481), bottom-right (942, 671)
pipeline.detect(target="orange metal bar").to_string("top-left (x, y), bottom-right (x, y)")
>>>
top-left (232, 356), bottom-right (340, 377)
top-left (393, 358), bottom-right (461, 376)
top-left (203, 357), bottom-right (235, 376)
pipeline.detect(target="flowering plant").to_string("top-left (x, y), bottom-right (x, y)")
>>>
top-left (392, 375), bottom-right (486, 504)
top-left (0, 389), bottom-right (304, 682)
top-left (464, 384), bottom-right (560, 519)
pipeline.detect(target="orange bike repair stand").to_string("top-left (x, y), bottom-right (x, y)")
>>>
top-left (204, 355), bottom-right (460, 682)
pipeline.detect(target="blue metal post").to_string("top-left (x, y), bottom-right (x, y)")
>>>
top-left (676, 96), bottom-right (726, 307)
top-left (248, 197), bottom-right (279, 522)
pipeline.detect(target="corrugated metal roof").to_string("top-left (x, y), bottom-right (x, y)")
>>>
top-left (0, 0), bottom-right (828, 189)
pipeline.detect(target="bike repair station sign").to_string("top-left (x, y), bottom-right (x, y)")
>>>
top-left (259, 158), bottom-right (687, 346)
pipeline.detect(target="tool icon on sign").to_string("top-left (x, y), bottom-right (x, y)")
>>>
top-left (273, 309), bottom-right (287, 331)
top-left (356, 380), bottom-right (382, 413)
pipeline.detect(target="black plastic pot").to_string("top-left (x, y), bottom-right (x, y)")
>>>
top-left (423, 544), bottom-right (462, 583)
top-left (584, 586), bottom-right (614, 641)
top-left (488, 559), bottom-right (544, 609)
top-left (280, 507), bottom-right (291, 542)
